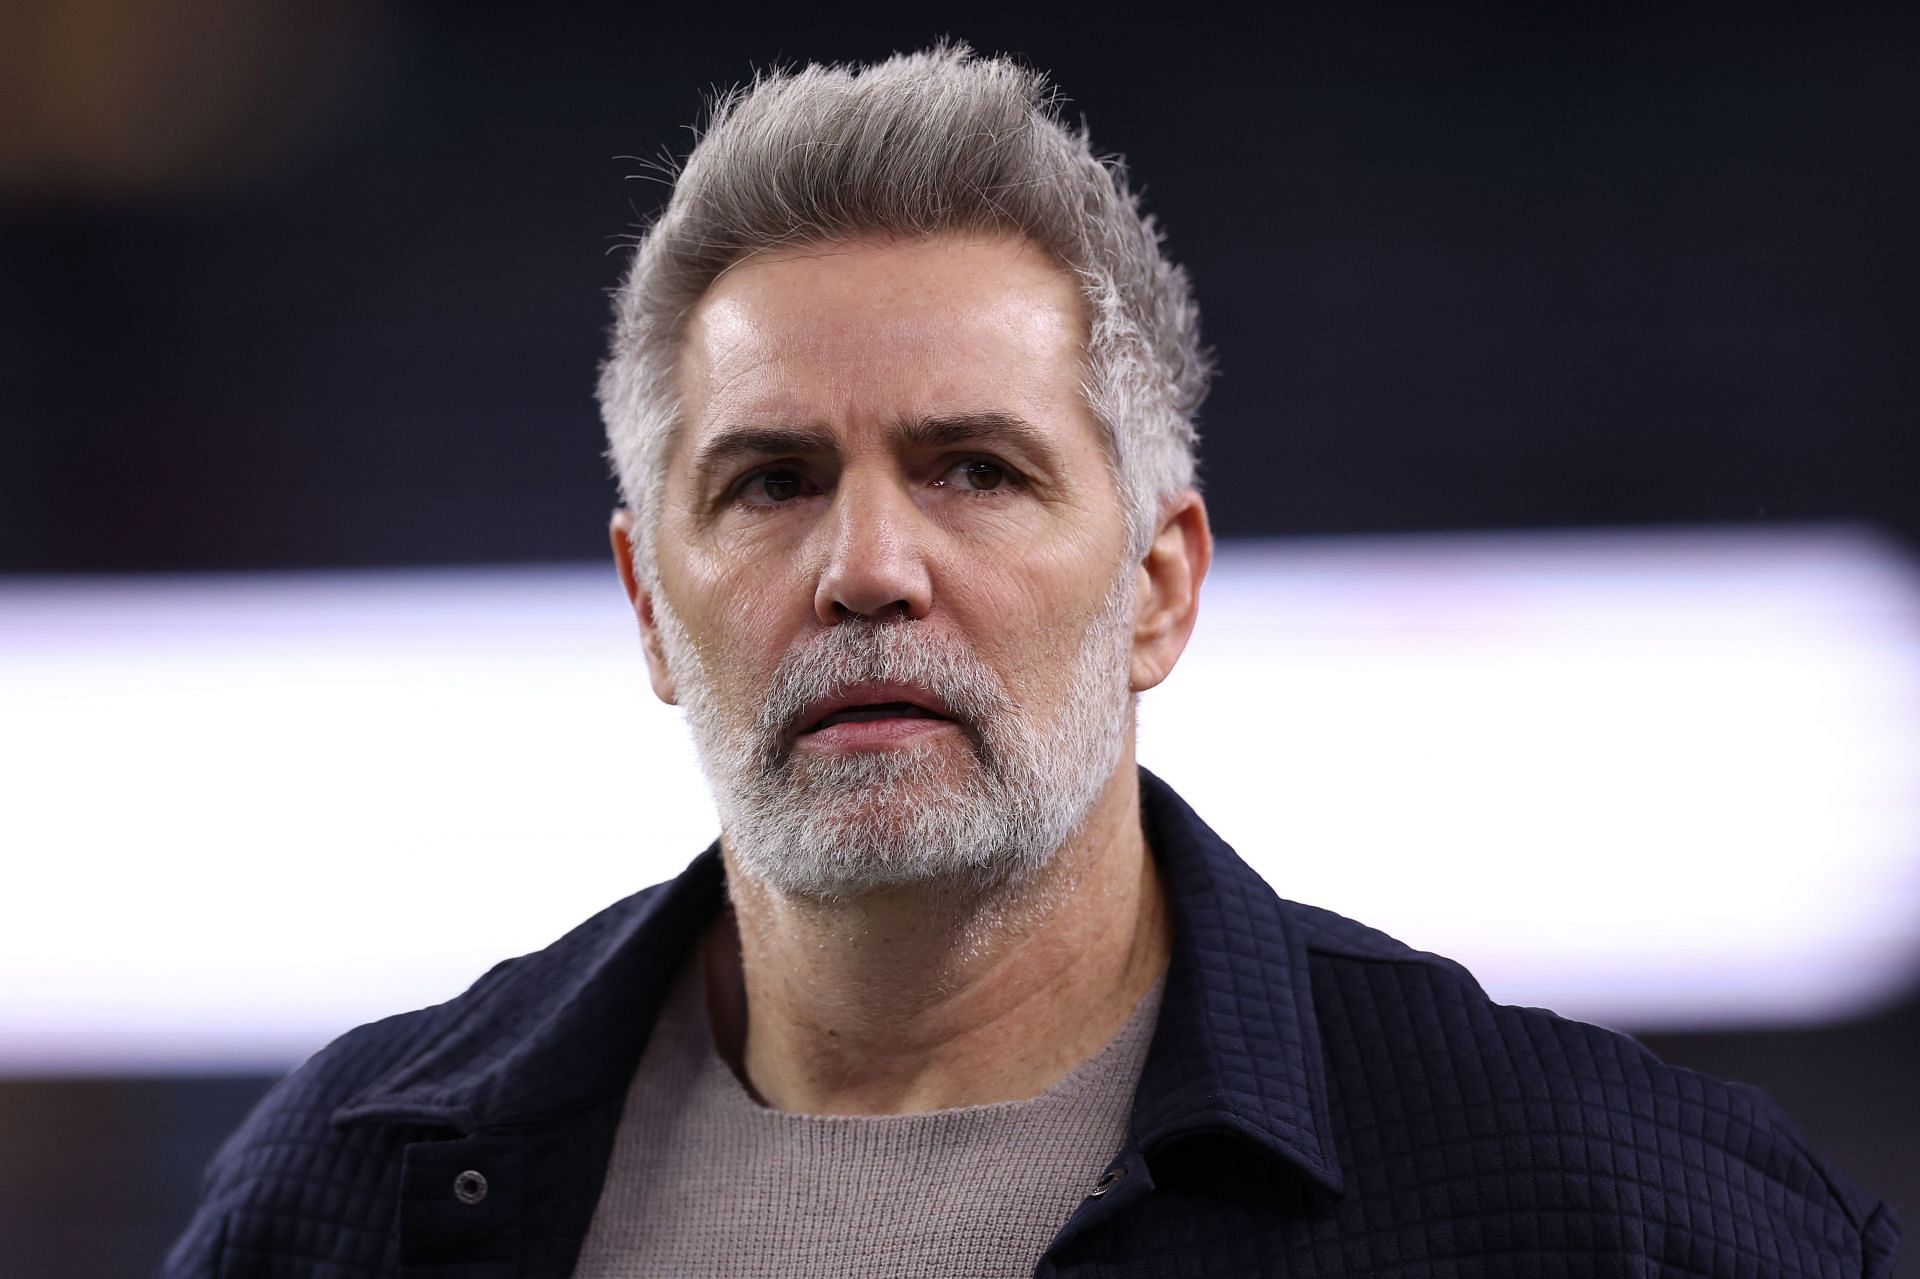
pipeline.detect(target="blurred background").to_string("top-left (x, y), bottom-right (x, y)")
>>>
top-left (2, 2), bottom-right (1917, 1274)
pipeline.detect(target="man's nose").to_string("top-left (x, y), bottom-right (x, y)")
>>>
top-left (813, 476), bottom-right (934, 624)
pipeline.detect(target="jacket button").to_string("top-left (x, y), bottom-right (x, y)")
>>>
top-left (453, 1170), bottom-right (489, 1205)
top-left (1088, 1165), bottom-right (1126, 1198)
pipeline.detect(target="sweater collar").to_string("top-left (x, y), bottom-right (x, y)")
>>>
top-left (335, 769), bottom-right (1342, 1194)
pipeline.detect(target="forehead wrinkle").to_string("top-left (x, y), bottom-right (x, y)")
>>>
top-left (681, 309), bottom-right (800, 411)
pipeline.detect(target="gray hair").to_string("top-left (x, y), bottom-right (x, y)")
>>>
top-left (598, 43), bottom-right (1211, 582)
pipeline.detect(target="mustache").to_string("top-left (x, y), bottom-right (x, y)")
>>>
top-left (750, 620), bottom-right (1012, 758)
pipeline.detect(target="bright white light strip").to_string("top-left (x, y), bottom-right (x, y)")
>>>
top-left (2, 527), bottom-right (1917, 1073)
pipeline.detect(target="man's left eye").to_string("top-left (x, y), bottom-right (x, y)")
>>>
top-left (940, 460), bottom-right (1009, 492)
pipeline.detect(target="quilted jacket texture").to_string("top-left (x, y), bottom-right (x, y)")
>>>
top-left (164, 770), bottom-right (1900, 1277)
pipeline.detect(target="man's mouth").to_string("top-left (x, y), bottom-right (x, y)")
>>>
top-left (795, 684), bottom-right (959, 738)
top-left (807, 702), bottom-right (949, 732)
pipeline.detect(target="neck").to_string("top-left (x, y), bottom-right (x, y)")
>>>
top-left (704, 760), bottom-right (1171, 1115)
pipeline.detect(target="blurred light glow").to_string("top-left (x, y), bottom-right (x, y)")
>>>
top-left (4, 526), bottom-right (1918, 1072)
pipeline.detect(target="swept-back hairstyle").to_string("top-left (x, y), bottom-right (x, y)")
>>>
top-left (599, 43), bottom-right (1210, 581)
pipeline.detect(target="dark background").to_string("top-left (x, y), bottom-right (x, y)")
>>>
top-left (1, 3), bottom-right (1914, 1274)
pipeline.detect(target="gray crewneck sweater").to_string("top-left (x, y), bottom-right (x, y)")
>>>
top-left (573, 948), bottom-right (1166, 1278)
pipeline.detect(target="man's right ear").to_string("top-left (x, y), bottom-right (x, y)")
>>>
top-left (609, 509), bottom-right (679, 706)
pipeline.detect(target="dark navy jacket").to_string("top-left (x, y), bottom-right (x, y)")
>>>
top-left (164, 771), bottom-right (1899, 1276)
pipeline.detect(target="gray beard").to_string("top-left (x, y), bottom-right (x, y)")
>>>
top-left (654, 572), bottom-right (1136, 902)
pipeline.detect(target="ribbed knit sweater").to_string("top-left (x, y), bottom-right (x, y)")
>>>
top-left (572, 949), bottom-right (1166, 1278)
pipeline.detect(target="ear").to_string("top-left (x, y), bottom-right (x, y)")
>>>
top-left (610, 509), bottom-right (679, 706)
top-left (1129, 490), bottom-right (1212, 693)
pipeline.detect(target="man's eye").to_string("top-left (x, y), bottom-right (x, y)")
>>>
top-left (942, 460), bottom-right (1010, 493)
top-left (741, 468), bottom-right (811, 505)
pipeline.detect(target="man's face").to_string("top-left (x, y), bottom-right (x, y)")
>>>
top-left (638, 232), bottom-right (1141, 899)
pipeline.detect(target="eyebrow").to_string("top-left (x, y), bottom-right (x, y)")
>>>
top-left (688, 411), bottom-right (1066, 498)
top-left (688, 424), bottom-right (839, 497)
top-left (895, 412), bottom-right (1066, 476)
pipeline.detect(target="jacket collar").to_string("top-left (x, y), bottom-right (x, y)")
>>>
top-left (335, 769), bottom-right (1342, 1194)
top-left (1130, 769), bottom-right (1342, 1194)
top-left (332, 849), bottom-right (726, 1134)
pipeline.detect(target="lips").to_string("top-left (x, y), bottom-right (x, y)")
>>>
top-left (796, 683), bottom-right (957, 735)
top-left (811, 702), bottom-right (946, 729)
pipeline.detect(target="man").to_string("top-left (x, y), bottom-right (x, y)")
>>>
top-left (167, 46), bottom-right (1897, 1278)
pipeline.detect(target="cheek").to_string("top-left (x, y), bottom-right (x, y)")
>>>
top-left (670, 560), bottom-right (809, 688)
top-left (967, 570), bottom-right (1120, 697)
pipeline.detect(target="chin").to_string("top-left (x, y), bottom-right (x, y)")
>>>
top-left (722, 761), bottom-right (1049, 902)
top-left (708, 677), bottom-right (1130, 902)
top-left (787, 737), bottom-right (978, 798)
